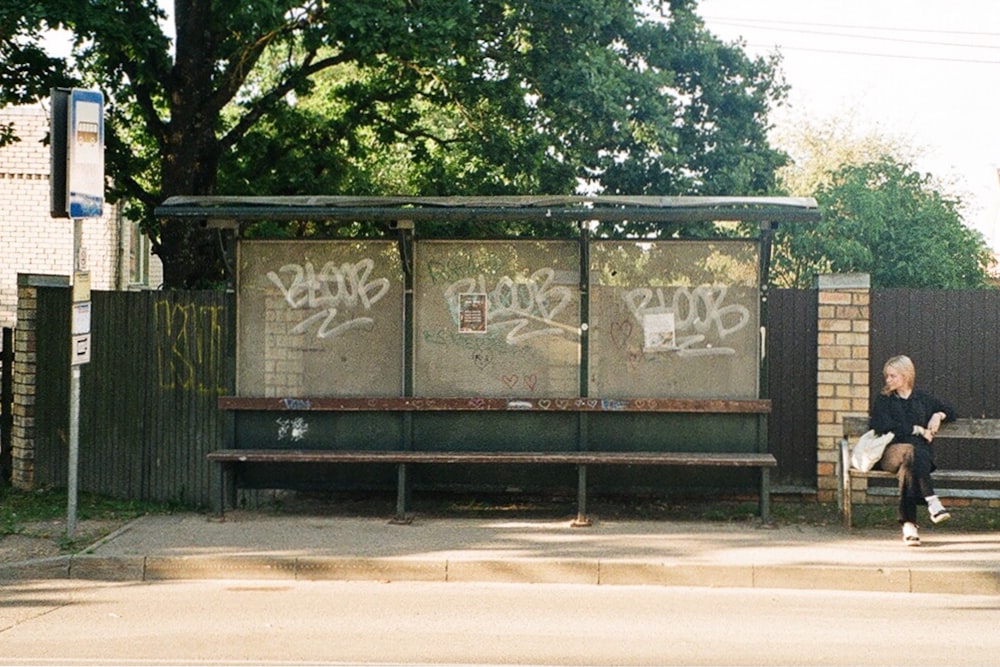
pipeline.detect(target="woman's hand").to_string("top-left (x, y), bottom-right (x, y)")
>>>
top-left (926, 412), bottom-right (946, 437)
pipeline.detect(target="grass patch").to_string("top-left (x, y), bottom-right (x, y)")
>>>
top-left (1, 486), bottom-right (184, 550)
top-left (848, 502), bottom-right (1000, 531)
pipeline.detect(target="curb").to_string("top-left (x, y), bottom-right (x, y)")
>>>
top-left (3, 554), bottom-right (999, 596)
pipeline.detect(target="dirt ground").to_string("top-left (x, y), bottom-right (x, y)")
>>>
top-left (0, 518), bottom-right (130, 565)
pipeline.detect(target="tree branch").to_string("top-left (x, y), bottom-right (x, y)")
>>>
top-left (219, 51), bottom-right (352, 152)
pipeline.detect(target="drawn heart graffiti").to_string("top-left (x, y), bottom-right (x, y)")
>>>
top-left (610, 320), bottom-right (633, 348)
top-left (501, 373), bottom-right (539, 392)
top-left (473, 351), bottom-right (492, 370)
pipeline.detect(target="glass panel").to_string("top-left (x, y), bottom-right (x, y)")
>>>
top-left (589, 240), bottom-right (760, 399)
top-left (236, 240), bottom-right (404, 397)
top-left (413, 240), bottom-right (581, 397)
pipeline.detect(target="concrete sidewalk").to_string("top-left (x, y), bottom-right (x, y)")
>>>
top-left (3, 510), bottom-right (998, 595)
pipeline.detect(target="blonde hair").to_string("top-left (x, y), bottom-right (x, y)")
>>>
top-left (881, 354), bottom-right (916, 395)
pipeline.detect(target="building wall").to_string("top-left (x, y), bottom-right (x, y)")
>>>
top-left (0, 104), bottom-right (161, 328)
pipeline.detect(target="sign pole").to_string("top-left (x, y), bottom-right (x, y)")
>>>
top-left (67, 363), bottom-right (81, 536)
top-left (67, 218), bottom-right (86, 538)
top-left (51, 88), bottom-right (102, 539)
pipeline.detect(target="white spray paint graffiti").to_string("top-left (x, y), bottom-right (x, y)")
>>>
top-left (276, 416), bottom-right (309, 441)
top-left (444, 268), bottom-right (578, 344)
top-left (267, 259), bottom-right (390, 339)
top-left (622, 285), bottom-right (750, 356)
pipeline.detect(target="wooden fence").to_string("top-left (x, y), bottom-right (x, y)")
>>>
top-left (1, 327), bottom-right (12, 484)
top-left (30, 288), bottom-right (234, 506)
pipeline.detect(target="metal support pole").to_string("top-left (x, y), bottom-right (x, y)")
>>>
top-left (571, 464), bottom-right (591, 527)
top-left (392, 463), bottom-right (412, 524)
top-left (759, 467), bottom-right (771, 524)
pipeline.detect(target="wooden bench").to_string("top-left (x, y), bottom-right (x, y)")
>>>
top-left (212, 396), bottom-right (776, 526)
top-left (838, 414), bottom-right (1000, 529)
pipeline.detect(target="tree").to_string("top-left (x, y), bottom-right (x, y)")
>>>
top-left (771, 112), bottom-right (918, 201)
top-left (0, 5), bottom-right (74, 147)
top-left (771, 156), bottom-right (993, 289)
top-left (2, 0), bottom-right (789, 287)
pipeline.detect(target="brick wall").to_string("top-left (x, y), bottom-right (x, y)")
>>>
top-left (815, 273), bottom-right (871, 503)
top-left (10, 275), bottom-right (72, 488)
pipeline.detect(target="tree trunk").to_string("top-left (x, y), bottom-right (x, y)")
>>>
top-left (154, 0), bottom-right (230, 289)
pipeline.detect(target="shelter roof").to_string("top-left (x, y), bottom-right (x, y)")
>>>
top-left (154, 195), bottom-right (820, 224)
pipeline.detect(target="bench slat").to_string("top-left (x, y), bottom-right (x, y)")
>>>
top-left (212, 396), bottom-right (774, 524)
top-left (217, 396), bottom-right (772, 414)
top-left (852, 469), bottom-right (1000, 483)
top-left (209, 448), bottom-right (776, 525)
top-left (840, 415), bottom-right (1000, 529)
top-left (843, 415), bottom-right (1000, 440)
top-left (207, 449), bottom-right (776, 467)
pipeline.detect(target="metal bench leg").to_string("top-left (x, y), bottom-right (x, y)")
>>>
top-left (226, 464), bottom-right (238, 512)
top-left (213, 461), bottom-right (236, 519)
top-left (843, 476), bottom-right (853, 530)
top-left (759, 466), bottom-right (771, 523)
top-left (839, 438), bottom-right (854, 530)
top-left (213, 461), bottom-right (225, 519)
top-left (391, 462), bottom-right (413, 524)
top-left (571, 464), bottom-right (592, 527)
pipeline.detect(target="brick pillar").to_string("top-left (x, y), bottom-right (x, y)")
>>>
top-left (11, 274), bottom-right (69, 489)
top-left (815, 273), bottom-right (871, 503)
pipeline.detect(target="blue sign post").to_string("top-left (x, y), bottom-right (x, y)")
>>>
top-left (67, 89), bottom-right (104, 219)
top-left (50, 88), bottom-right (105, 220)
top-left (50, 88), bottom-right (104, 537)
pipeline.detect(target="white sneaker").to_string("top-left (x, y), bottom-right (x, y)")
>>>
top-left (902, 522), bottom-right (920, 546)
top-left (927, 497), bottom-right (951, 524)
top-left (930, 507), bottom-right (951, 523)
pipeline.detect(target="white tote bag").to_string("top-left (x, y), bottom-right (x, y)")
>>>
top-left (850, 430), bottom-right (895, 471)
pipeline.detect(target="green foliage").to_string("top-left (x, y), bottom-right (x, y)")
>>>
top-left (0, 5), bottom-right (74, 107)
top-left (2, 0), bottom-right (788, 286)
top-left (771, 157), bottom-right (994, 289)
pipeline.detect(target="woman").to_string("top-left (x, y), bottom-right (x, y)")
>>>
top-left (869, 355), bottom-right (955, 546)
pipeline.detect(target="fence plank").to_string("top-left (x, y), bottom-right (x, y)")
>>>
top-left (765, 289), bottom-right (818, 489)
top-left (1, 327), bottom-right (12, 483)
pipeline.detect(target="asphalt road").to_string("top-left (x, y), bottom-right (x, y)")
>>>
top-left (2, 578), bottom-right (999, 665)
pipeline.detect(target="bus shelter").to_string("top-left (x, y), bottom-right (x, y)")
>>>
top-left (155, 195), bottom-right (820, 512)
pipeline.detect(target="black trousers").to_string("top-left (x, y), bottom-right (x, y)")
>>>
top-left (877, 442), bottom-right (936, 524)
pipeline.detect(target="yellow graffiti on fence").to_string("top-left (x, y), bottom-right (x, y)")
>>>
top-left (155, 300), bottom-right (227, 395)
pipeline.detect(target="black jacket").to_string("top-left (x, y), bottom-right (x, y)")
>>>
top-left (870, 389), bottom-right (956, 446)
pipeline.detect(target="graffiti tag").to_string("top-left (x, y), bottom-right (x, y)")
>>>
top-left (267, 259), bottom-right (390, 339)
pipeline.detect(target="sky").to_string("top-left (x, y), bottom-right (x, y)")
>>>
top-left (698, 0), bottom-right (1000, 253)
